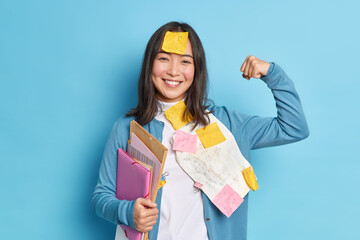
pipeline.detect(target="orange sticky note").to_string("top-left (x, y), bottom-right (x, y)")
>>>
top-left (196, 122), bottom-right (226, 148)
top-left (164, 101), bottom-right (193, 130)
top-left (161, 31), bottom-right (188, 55)
top-left (242, 166), bottom-right (259, 191)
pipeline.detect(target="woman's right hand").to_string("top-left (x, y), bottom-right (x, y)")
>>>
top-left (133, 198), bottom-right (159, 233)
top-left (240, 55), bottom-right (270, 80)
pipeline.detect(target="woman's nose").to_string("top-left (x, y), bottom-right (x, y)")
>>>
top-left (167, 60), bottom-right (180, 77)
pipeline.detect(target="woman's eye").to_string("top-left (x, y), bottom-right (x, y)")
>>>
top-left (159, 57), bottom-right (168, 61)
top-left (182, 60), bottom-right (192, 64)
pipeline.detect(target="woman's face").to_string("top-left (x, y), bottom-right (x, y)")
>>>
top-left (152, 38), bottom-right (195, 102)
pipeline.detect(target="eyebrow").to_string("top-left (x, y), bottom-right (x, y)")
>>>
top-left (157, 50), bottom-right (194, 58)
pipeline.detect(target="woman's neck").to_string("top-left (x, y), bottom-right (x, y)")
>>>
top-left (157, 99), bottom-right (182, 113)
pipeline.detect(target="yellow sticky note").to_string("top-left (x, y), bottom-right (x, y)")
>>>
top-left (196, 122), bottom-right (226, 148)
top-left (242, 166), bottom-right (259, 191)
top-left (164, 101), bottom-right (193, 130)
top-left (161, 31), bottom-right (188, 55)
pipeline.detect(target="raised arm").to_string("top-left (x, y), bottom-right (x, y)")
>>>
top-left (240, 56), bottom-right (309, 149)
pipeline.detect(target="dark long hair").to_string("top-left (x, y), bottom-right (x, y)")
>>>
top-left (126, 22), bottom-right (211, 127)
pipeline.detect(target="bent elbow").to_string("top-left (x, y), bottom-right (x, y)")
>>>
top-left (295, 126), bottom-right (310, 141)
top-left (303, 128), bottom-right (310, 139)
top-left (299, 131), bottom-right (309, 141)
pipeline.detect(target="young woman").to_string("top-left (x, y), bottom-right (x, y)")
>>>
top-left (92, 22), bottom-right (309, 240)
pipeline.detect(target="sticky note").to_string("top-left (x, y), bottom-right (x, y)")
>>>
top-left (173, 130), bottom-right (197, 153)
top-left (161, 31), bottom-right (188, 55)
top-left (164, 101), bottom-right (193, 130)
top-left (242, 166), bottom-right (259, 191)
top-left (212, 184), bottom-right (244, 218)
top-left (196, 122), bottom-right (226, 148)
top-left (194, 182), bottom-right (203, 190)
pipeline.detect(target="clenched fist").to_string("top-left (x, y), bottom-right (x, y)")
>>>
top-left (240, 55), bottom-right (270, 80)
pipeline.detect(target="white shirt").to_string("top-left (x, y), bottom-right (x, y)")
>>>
top-left (155, 100), bottom-right (209, 240)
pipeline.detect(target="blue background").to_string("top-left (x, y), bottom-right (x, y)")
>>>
top-left (1, 0), bottom-right (359, 239)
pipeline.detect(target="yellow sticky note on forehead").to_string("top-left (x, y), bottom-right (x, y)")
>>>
top-left (196, 122), bottom-right (226, 149)
top-left (164, 101), bottom-right (193, 130)
top-left (161, 31), bottom-right (188, 55)
top-left (242, 166), bottom-right (259, 191)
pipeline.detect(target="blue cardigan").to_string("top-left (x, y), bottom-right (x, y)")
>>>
top-left (92, 63), bottom-right (309, 240)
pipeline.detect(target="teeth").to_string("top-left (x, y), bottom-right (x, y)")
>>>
top-left (165, 80), bottom-right (180, 86)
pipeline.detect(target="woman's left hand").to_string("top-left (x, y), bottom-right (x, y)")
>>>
top-left (240, 55), bottom-right (270, 80)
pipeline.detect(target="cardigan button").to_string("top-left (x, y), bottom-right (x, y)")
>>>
top-left (206, 217), bottom-right (210, 221)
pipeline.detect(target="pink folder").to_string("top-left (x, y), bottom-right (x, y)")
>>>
top-left (116, 149), bottom-right (151, 240)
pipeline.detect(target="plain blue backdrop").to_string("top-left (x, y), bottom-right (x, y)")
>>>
top-left (1, 0), bottom-right (359, 239)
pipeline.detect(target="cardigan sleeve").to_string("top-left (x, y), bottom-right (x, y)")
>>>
top-left (91, 119), bottom-right (136, 230)
top-left (240, 62), bottom-right (309, 149)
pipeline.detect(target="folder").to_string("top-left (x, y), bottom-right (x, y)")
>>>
top-left (129, 120), bottom-right (168, 202)
top-left (128, 134), bottom-right (161, 201)
top-left (116, 149), bottom-right (151, 240)
top-left (115, 121), bottom-right (168, 240)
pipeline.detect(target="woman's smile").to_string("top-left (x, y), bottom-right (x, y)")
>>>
top-left (163, 79), bottom-right (182, 87)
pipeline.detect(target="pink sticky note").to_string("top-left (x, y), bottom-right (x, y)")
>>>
top-left (173, 130), bottom-right (197, 154)
top-left (212, 184), bottom-right (244, 218)
top-left (194, 182), bottom-right (203, 190)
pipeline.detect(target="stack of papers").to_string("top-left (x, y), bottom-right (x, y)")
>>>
top-left (115, 120), bottom-right (168, 240)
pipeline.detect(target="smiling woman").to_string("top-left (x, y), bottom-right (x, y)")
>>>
top-left (91, 21), bottom-right (309, 240)
top-left (126, 22), bottom-right (211, 128)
